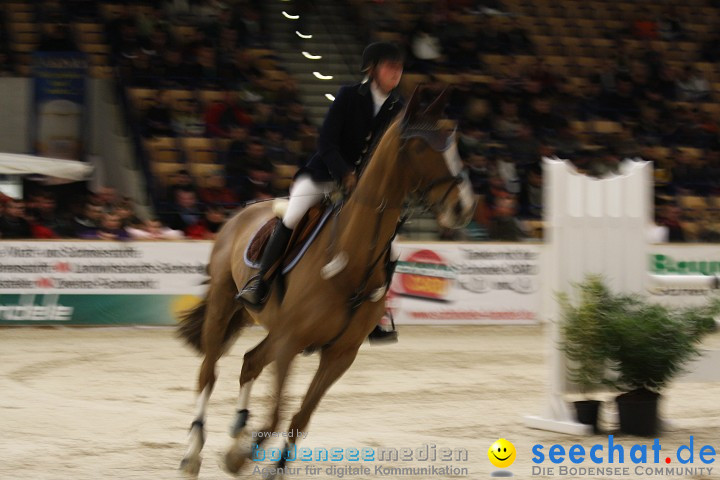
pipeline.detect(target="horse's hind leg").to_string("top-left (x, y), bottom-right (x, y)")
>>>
top-left (180, 277), bottom-right (241, 477)
top-left (268, 345), bottom-right (360, 477)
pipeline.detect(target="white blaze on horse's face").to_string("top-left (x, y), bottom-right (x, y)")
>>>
top-left (437, 134), bottom-right (476, 229)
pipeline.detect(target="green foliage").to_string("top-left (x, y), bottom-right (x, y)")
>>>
top-left (605, 297), bottom-right (718, 393)
top-left (559, 274), bottom-right (629, 392)
top-left (560, 275), bottom-right (719, 394)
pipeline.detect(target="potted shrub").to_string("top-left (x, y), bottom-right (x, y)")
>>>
top-left (558, 275), bottom-right (629, 433)
top-left (561, 274), bottom-right (718, 437)
top-left (604, 297), bottom-right (718, 436)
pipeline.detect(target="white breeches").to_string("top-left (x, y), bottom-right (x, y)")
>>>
top-left (282, 174), bottom-right (335, 229)
top-left (283, 174), bottom-right (401, 261)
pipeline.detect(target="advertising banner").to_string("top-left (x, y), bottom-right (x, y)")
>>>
top-left (390, 243), bottom-right (542, 325)
top-left (647, 244), bottom-right (720, 306)
top-left (32, 52), bottom-right (88, 160)
top-left (0, 241), bottom-right (211, 325)
top-left (1, 240), bottom-right (716, 326)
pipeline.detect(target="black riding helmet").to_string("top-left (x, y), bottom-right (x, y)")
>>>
top-left (360, 42), bottom-right (404, 72)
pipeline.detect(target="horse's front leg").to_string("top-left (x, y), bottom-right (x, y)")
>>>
top-left (229, 336), bottom-right (273, 439)
top-left (225, 335), bottom-right (292, 475)
top-left (263, 345), bottom-right (360, 480)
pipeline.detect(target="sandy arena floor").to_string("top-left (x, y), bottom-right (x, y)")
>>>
top-left (1, 325), bottom-right (719, 480)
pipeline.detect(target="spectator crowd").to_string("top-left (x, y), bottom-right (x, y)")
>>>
top-left (3, 0), bottom-right (720, 242)
top-left (351, 0), bottom-right (720, 241)
top-left (0, 185), bottom-right (230, 241)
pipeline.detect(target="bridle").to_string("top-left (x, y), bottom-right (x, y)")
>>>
top-left (410, 170), bottom-right (468, 214)
top-left (399, 123), bottom-right (468, 214)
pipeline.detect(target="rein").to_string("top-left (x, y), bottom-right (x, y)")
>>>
top-left (316, 124), bottom-right (467, 351)
top-left (318, 135), bottom-right (456, 350)
top-left (318, 204), bottom-right (407, 352)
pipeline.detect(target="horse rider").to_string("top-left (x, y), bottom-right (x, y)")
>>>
top-left (238, 42), bottom-right (405, 344)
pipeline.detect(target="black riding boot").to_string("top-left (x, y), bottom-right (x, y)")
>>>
top-left (237, 222), bottom-right (293, 305)
top-left (368, 260), bottom-right (399, 344)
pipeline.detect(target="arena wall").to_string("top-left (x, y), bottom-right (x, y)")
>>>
top-left (0, 240), bottom-right (717, 326)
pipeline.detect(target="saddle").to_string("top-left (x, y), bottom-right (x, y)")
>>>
top-left (244, 200), bottom-right (337, 275)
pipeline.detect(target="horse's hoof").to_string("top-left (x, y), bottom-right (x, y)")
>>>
top-left (224, 444), bottom-right (251, 475)
top-left (179, 455), bottom-right (202, 477)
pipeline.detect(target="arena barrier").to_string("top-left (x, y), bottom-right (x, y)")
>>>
top-left (0, 239), bottom-right (544, 326)
top-left (389, 242), bottom-right (541, 325)
top-left (0, 243), bottom-right (717, 327)
top-left (0, 241), bottom-right (211, 325)
top-left (524, 157), bottom-right (719, 435)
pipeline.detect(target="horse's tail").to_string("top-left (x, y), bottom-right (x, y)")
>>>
top-left (177, 300), bottom-right (208, 353)
top-left (177, 297), bottom-right (246, 355)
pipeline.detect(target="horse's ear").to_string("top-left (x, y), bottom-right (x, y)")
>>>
top-left (402, 84), bottom-right (423, 126)
top-left (423, 86), bottom-right (451, 118)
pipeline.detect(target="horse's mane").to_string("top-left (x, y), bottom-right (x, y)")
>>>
top-left (362, 112), bottom-right (454, 180)
top-left (364, 117), bottom-right (403, 172)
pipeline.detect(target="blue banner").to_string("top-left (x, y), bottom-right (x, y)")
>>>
top-left (32, 52), bottom-right (88, 160)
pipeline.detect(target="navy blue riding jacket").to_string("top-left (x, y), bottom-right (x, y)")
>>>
top-left (301, 82), bottom-right (404, 182)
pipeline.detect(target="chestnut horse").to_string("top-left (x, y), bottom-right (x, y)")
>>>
top-left (177, 87), bottom-right (475, 478)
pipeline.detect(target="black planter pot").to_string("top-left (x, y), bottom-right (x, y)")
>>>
top-left (574, 400), bottom-right (601, 433)
top-left (616, 388), bottom-right (660, 437)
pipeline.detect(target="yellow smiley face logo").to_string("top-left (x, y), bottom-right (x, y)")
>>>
top-left (488, 438), bottom-right (516, 468)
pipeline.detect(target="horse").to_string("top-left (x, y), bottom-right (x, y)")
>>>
top-left (177, 86), bottom-right (475, 478)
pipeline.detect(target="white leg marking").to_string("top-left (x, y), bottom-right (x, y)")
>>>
top-left (194, 386), bottom-right (211, 420)
top-left (184, 387), bottom-right (210, 460)
top-left (238, 379), bottom-right (254, 411)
